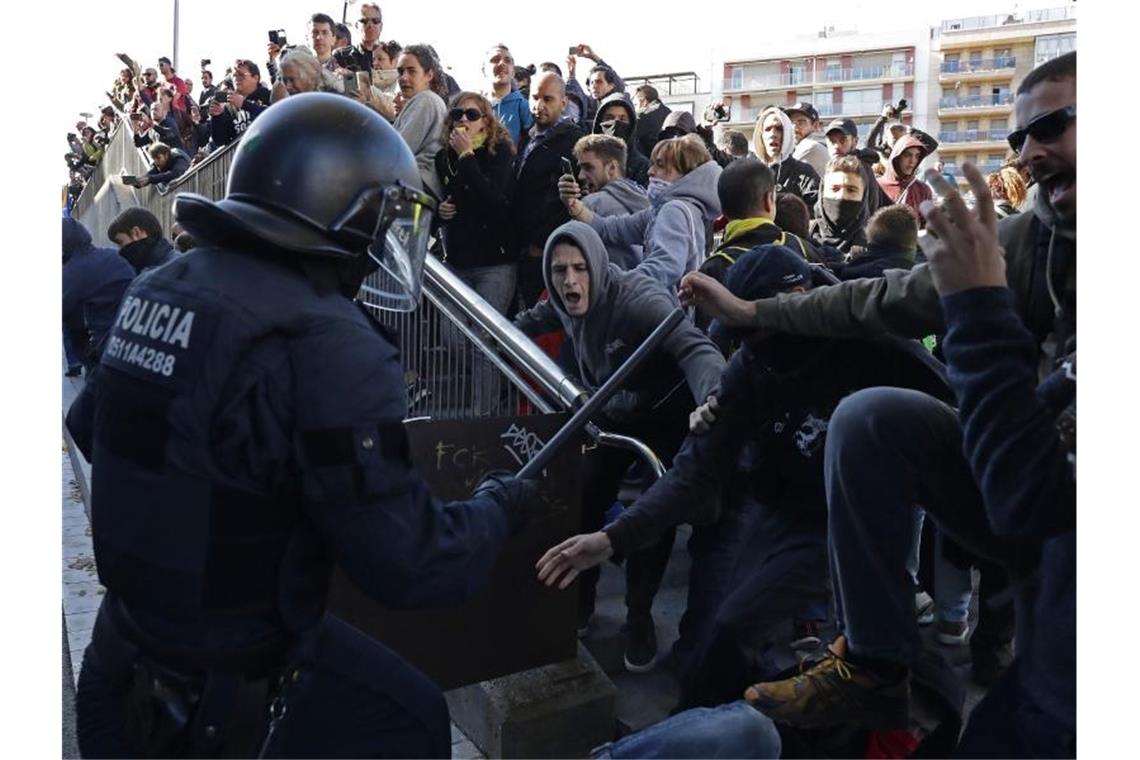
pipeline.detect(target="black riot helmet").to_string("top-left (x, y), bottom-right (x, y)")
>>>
top-left (174, 92), bottom-right (436, 310)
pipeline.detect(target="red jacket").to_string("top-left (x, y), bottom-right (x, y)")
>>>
top-left (877, 133), bottom-right (932, 224)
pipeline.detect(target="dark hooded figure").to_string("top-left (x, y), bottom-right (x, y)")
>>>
top-left (877, 133), bottom-right (933, 225)
top-left (62, 216), bottom-right (135, 371)
top-left (658, 109), bottom-right (697, 141)
top-left (810, 155), bottom-right (871, 255)
top-left (592, 92), bottom-right (650, 187)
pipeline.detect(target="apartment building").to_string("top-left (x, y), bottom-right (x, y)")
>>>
top-left (622, 71), bottom-right (713, 119)
top-left (719, 28), bottom-right (933, 147)
top-left (932, 5), bottom-right (1077, 180)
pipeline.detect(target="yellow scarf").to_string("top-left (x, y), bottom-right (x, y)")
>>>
top-left (470, 131), bottom-right (488, 150)
top-left (723, 217), bottom-right (777, 244)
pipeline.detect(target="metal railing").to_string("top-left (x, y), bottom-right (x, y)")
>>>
top-left (941, 57), bottom-right (1016, 74)
top-left (938, 94), bottom-right (1015, 110)
top-left (69, 110), bottom-right (667, 475)
top-left (937, 129), bottom-right (1010, 144)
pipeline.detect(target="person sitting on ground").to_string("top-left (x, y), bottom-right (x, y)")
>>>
top-left (484, 44), bottom-right (533, 147)
top-left (393, 44), bottom-right (449, 200)
top-left (106, 207), bottom-right (178, 274)
top-left (878, 133), bottom-right (933, 224)
top-left (810, 155), bottom-right (872, 255)
top-left (561, 134), bottom-right (721, 293)
top-left (987, 165), bottom-right (1026, 219)
top-left (591, 92), bottom-right (649, 186)
top-left (571, 134), bottom-right (650, 270)
top-left (519, 220), bottom-right (725, 672)
top-left (833, 205), bottom-right (920, 280)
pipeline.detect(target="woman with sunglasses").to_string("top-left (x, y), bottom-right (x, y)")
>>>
top-left (434, 93), bottom-right (517, 313)
top-left (433, 93), bottom-right (517, 413)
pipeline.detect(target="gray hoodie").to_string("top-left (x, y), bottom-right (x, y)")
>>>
top-left (514, 221), bottom-right (725, 421)
top-left (588, 160), bottom-right (722, 291)
top-left (393, 89), bottom-right (447, 200)
top-left (582, 178), bottom-right (650, 270)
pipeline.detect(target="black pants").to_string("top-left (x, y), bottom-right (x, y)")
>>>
top-left (77, 605), bottom-right (451, 758)
top-left (954, 661), bottom-right (1075, 758)
top-left (578, 390), bottom-right (691, 625)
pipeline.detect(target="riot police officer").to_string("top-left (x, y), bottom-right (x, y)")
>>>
top-left (69, 93), bottom-right (539, 758)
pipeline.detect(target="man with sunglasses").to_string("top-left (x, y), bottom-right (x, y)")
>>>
top-left (332, 3), bottom-right (384, 73)
top-left (679, 52), bottom-right (1076, 755)
top-left (69, 93), bottom-right (541, 759)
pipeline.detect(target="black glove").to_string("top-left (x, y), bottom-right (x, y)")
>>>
top-left (473, 471), bottom-right (542, 535)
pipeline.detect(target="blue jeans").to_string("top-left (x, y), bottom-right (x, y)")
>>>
top-left (934, 531), bottom-right (973, 623)
top-left (448, 263), bottom-right (517, 415)
top-left (824, 387), bottom-right (1029, 664)
top-left (592, 701), bottom-right (781, 759)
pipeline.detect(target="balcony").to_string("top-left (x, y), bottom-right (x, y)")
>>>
top-left (937, 129), bottom-right (1010, 144)
top-left (939, 94), bottom-right (1015, 111)
top-left (940, 56), bottom-right (1016, 74)
top-left (941, 162), bottom-right (1005, 180)
top-left (723, 62), bottom-right (914, 92)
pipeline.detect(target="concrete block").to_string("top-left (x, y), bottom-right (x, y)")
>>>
top-left (445, 644), bottom-right (616, 759)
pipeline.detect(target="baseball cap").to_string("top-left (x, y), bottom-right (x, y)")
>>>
top-left (825, 118), bottom-right (858, 138)
top-left (709, 245), bottom-right (814, 342)
top-left (782, 102), bottom-right (820, 123)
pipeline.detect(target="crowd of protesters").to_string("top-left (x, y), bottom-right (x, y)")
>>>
top-left (62, 6), bottom-right (1076, 754)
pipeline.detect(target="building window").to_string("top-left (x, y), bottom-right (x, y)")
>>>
top-left (967, 120), bottom-right (979, 131)
top-left (824, 62), bottom-right (842, 81)
top-left (1034, 33), bottom-right (1076, 67)
top-left (729, 67), bottom-right (743, 89)
top-left (944, 52), bottom-right (961, 73)
top-left (842, 87), bottom-right (882, 116)
top-left (790, 62), bottom-right (807, 85)
top-left (992, 85), bottom-right (1010, 105)
top-left (991, 118), bottom-right (1008, 135)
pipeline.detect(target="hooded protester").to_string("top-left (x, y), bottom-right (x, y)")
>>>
top-left (878, 133), bottom-right (933, 224)
top-left (658, 109), bottom-right (697, 141)
top-left (592, 92), bottom-right (650, 187)
top-left (810, 155), bottom-right (871, 255)
top-left (561, 134), bottom-right (722, 291)
top-left (516, 220), bottom-right (725, 672)
top-left (106, 207), bottom-right (179, 275)
top-left (62, 217), bottom-right (135, 371)
top-left (752, 106), bottom-right (821, 210)
top-left (572, 134), bottom-right (651, 270)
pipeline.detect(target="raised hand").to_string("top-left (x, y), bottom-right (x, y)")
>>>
top-left (678, 271), bottom-right (753, 327)
top-left (919, 162), bottom-right (1006, 296)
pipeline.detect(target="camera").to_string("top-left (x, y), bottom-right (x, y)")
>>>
top-left (888, 98), bottom-right (909, 118)
top-left (201, 58), bottom-right (211, 68)
top-left (268, 29), bottom-right (287, 46)
top-left (704, 103), bottom-right (728, 123)
top-left (513, 63), bottom-right (536, 82)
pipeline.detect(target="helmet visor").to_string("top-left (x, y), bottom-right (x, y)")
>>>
top-left (359, 184), bottom-right (436, 312)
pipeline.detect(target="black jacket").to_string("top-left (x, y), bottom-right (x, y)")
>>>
top-left (634, 101), bottom-right (671, 160)
top-left (208, 85), bottom-right (272, 149)
top-left (771, 156), bottom-right (821, 211)
top-left (146, 149), bottom-right (192, 185)
top-left (119, 236), bottom-right (178, 275)
top-left (434, 140), bottom-right (515, 269)
top-left (852, 147), bottom-right (892, 214)
top-left (510, 119), bottom-right (586, 256)
top-left (592, 92), bottom-right (650, 188)
top-left (835, 245), bottom-right (916, 280)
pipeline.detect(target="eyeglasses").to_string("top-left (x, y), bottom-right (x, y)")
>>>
top-left (449, 107), bottom-right (483, 123)
top-left (357, 17), bottom-right (382, 25)
top-left (1007, 104), bottom-right (1075, 153)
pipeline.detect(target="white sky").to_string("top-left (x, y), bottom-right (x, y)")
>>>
top-left (62, 0), bottom-right (1074, 132)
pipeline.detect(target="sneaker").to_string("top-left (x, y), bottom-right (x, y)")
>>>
top-left (622, 617), bottom-right (657, 673)
top-left (790, 621), bottom-right (822, 651)
top-left (915, 591), bottom-right (935, 625)
top-left (744, 649), bottom-right (910, 729)
top-left (936, 619), bottom-right (969, 646)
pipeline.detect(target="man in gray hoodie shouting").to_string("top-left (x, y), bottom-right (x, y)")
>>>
top-left (515, 220), bottom-right (725, 673)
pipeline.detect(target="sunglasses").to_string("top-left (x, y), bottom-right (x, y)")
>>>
top-left (358, 17), bottom-right (382, 25)
top-left (1007, 104), bottom-right (1075, 153)
top-left (449, 107), bottom-right (483, 123)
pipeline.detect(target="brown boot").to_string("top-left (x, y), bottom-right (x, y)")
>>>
top-left (744, 647), bottom-right (909, 729)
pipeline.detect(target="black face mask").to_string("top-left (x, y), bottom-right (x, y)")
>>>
top-left (822, 198), bottom-right (864, 229)
top-left (599, 119), bottom-right (632, 141)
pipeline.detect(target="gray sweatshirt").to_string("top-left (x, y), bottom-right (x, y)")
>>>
top-left (582, 178), bottom-right (650, 270)
top-left (393, 89), bottom-right (447, 199)
top-left (587, 160), bottom-right (722, 292)
top-left (515, 221), bottom-right (725, 420)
